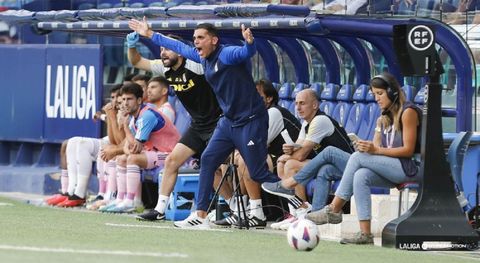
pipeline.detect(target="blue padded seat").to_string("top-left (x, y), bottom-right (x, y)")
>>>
top-left (278, 82), bottom-right (294, 109)
top-left (344, 84), bottom-right (369, 134)
top-left (402, 84), bottom-right (416, 102)
top-left (272, 82), bottom-right (281, 92)
top-left (290, 82), bottom-right (308, 100)
top-left (309, 82), bottom-right (323, 100)
top-left (357, 89), bottom-right (380, 140)
top-left (414, 86), bottom-right (426, 106)
top-left (331, 84), bottom-right (355, 127)
top-left (319, 83), bottom-right (340, 116)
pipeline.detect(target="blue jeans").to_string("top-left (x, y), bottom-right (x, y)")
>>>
top-left (335, 152), bottom-right (418, 220)
top-left (293, 146), bottom-right (351, 211)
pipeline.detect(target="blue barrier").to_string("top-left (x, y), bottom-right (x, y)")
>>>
top-left (0, 44), bottom-right (103, 143)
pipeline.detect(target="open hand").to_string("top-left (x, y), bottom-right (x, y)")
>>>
top-left (129, 16), bottom-right (151, 38)
top-left (241, 24), bottom-right (254, 44)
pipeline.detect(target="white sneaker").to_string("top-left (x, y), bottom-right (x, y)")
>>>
top-left (174, 212), bottom-right (210, 229)
top-left (276, 203), bottom-right (312, 231)
top-left (271, 214), bottom-right (297, 230)
top-left (295, 202), bottom-right (312, 219)
top-left (279, 216), bottom-right (299, 231)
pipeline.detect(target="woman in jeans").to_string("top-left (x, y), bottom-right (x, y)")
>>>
top-left (306, 73), bottom-right (422, 245)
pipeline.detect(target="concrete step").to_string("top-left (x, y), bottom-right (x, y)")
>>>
top-left (319, 192), bottom-right (419, 240)
top-left (0, 165), bottom-right (98, 195)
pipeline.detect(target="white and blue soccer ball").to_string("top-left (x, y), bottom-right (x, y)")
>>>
top-left (287, 219), bottom-right (320, 251)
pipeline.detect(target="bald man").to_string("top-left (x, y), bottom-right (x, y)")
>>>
top-left (263, 89), bottom-right (354, 230)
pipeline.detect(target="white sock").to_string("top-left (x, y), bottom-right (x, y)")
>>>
top-left (66, 138), bottom-right (79, 196)
top-left (229, 195), bottom-right (249, 212)
top-left (249, 199), bottom-right (265, 220)
top-left (225, 197), bottom-right (231, 209)
top-left (74, 138), bottom-right (95, 199)
top-left (155, 195), bottom-right (169, 213)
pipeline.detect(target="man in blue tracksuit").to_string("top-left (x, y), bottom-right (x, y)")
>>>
top-left (130, 18), bottom-right (279, 228)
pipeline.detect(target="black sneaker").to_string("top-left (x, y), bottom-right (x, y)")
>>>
top-left (136, 210), bottom-right (165, 221)
top-left (213, 214), bottom-right (239, 227)
top-left (235, 215), bottom-right (267, 229)
top-left (90, 195), bottom-right (104, 203)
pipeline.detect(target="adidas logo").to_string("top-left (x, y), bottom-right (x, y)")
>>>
top-left (247, 140), bottom-right (255, 146)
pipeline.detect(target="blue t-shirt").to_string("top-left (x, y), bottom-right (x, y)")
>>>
top-left (129, 105), bottom-right (166, 142)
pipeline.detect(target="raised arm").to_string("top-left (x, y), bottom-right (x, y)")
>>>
top-left (126, 32), bottom-right (154, 72)
top-left (219, 24), bottom-right (256, 65)
top-left (129, 17), bottom-right (201, 63)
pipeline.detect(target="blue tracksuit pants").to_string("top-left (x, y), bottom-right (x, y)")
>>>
top-left (196, 113), bottom-right (279, 211)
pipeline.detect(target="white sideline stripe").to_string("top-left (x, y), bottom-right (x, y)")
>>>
top-left (0, 203), bottom-right (13, 206)
top-left (0, 245), bottom-right (188, 258)
top-left (105, 222), bottom-right (233, 232)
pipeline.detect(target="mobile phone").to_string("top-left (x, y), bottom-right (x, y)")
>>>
top-left (347, 133), bottom-right (359, 143)
top-left (290, 143), bottom-right (302, 149)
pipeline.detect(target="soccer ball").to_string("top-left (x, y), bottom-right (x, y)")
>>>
top-left (287, 219), bottom-right (320, 251)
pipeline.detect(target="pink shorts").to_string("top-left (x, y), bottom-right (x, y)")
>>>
top-left (144, 151), bottom-right (168, 169)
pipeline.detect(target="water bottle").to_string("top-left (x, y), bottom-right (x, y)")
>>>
top-left (216, 197), bottom-right (229, 221)
top-left (457, 191), bottom-right (469, 211)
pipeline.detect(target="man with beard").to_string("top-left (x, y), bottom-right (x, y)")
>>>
top-left (127, 32), bottom-right (224, 221)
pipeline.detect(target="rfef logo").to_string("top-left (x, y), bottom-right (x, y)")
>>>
top-left (408, 25), bottom-right (434, 51)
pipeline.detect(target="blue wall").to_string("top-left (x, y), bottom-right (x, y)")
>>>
top-left (0, 44), bottom-right (103, 143)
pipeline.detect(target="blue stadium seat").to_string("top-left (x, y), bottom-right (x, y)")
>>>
top-left (278, 83), bottom-right (294, 109)
top-left (309, 82), bottom-right (323, 100)
top-left (331, 84), bottom-right (355, 127)
top-left (149, 2), bottom-right (165, 7)
top-left (414, 86), bottom-right (426, 107)
top-left (97, 3), bottom-right (113, 9)
top-left (78, 2), bottom-right (95, 10)
top-left (402, 84), bottom-right (416, 102)
top-left (344, 84), bottom-right (369, 134)
top-left (174, 99), bottom-right (191, 136)
top-left (113, 2), bottom-right (128, 8)
top-left (272, 82), bottom-right (281, 92)
top-left (290, 82), bottom-right (308, 100)
top-left (319, 83), bottom-right (340, 116)
top-left (357, 89), bottom-right (380, 140)
top-left (164, 1), bottom-right (179, 7)
top-left (130, 2), bottom-right (145, 8)
top-left (288, 101), bottom-right (298, 119)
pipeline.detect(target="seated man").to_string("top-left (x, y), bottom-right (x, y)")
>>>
top-left (312, 0), bottom-right (367, 14)
top-left (45, 84), bottom-right (124, 207)
top-left (107, 83), bottom-right (180, 213)
top-left (262, 89), bottom-right (354, 230)
top-left (213, 79), bottom-right (302, 228)
top-left (131, 74), bottom-right (150, 102)
top-left (96, 76), bottom-right (176, 211)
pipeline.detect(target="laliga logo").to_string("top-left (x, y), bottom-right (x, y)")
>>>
top-left (45, 65), bottom-right (97, 120)
top-left (408, 25), bottom-right (434, 51)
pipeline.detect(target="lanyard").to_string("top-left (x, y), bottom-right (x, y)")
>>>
top-left (385, 125), bottom-right (395, 148)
